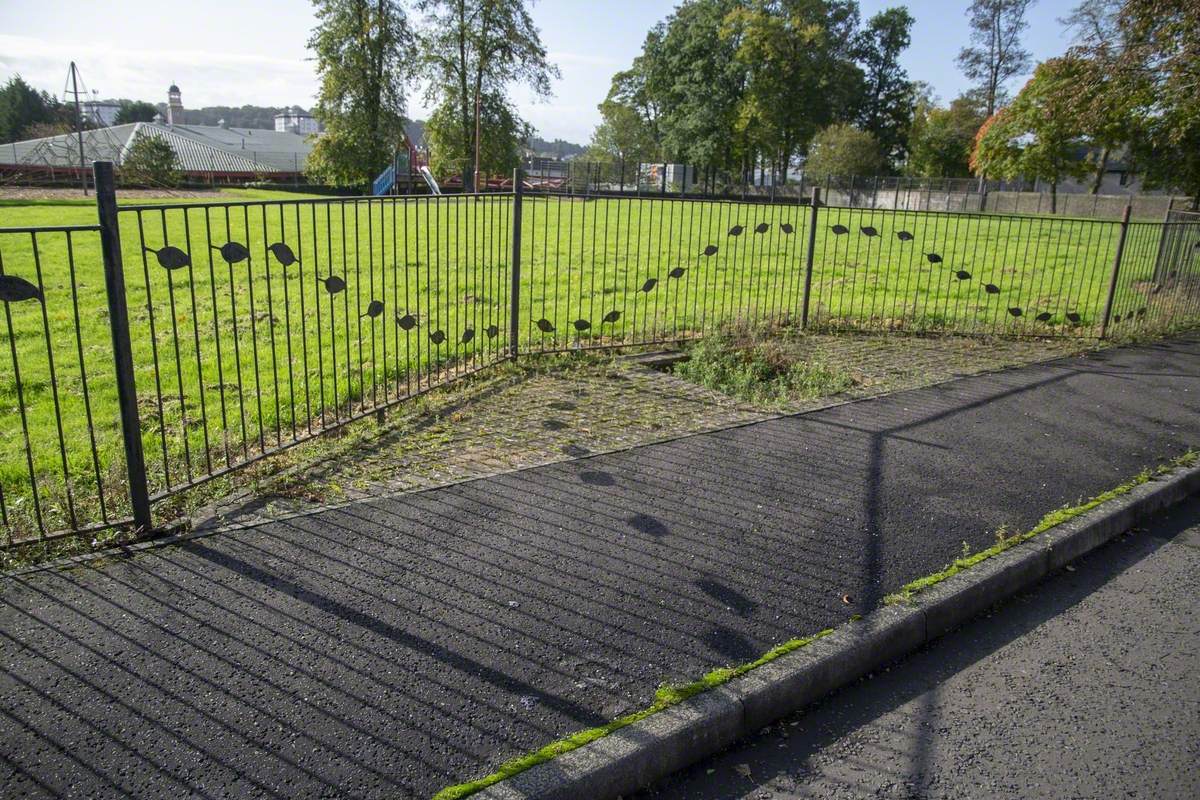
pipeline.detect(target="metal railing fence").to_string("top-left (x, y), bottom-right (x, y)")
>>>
top-left (1, 166), bottom-right (1198, 547)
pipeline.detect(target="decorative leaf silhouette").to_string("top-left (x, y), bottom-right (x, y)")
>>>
top-left (860, 226), bottom-right (879, 237)
top-left (984, 283), bottom-right (1000, 294)
top-left (536, 318), bottom-right (555, 333)
top-left (0, 274), bottom-right (43, 303)
top-left (668, 267), bottom-right (686, 279)
top-left (429, 330), bottom-right (446, 345)
top-left (1136, 307), bottom-right (1147, 317)
top-left (955, 270), bottom-right (971, 280)
top-left (486, 324), bottom-right (499, 338)
top-left (396, 313), bottom-right (417, 330)
top-left (1008, 307), bottom-right (1023, 317)
top-left (728, 225), bottom-right (744, 236)
top-left (1113, 314), bottom-right (1122, 323)
top-left (461, 328), bottom-right (475, 343)
top-left (702, 244), bottom-right (718, 256)
top-left (363, 299), bottom-right (384, 318)
top-left (214, 241), bottom-right (250, 264)
top-left (754, 222), bottom-right (770, 233)
top-left (926, 253), bottom-right (942, 263)
top-left (640, 278), bottom-right (658, 293)
top-left (780, 223), bottom-right (794, 234)
top-left (150, 245), bottom-right (190, 270)
top-left (1035, 312), bottom-right (1052, 322)
top-left (320, 275), bottom-right (346, 294)
top-left (1066, 312), bottom-right (1082, 324)
top-left (573, 319), bottom-right (591, 331)
top-left (830, 224), bottom-right (849, 235)
top-left (603, 310), bottom-right (621, 323)
top-left (268, 242), bottom-right (298, 266)
top-left (896, 231), bottom-right (914, 241)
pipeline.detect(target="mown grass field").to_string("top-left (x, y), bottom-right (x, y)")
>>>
top-left (0, 190), bottom-right (1190, 540)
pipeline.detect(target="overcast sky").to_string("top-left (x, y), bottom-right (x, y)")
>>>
top-left (0, 0), bottom-right (1080, 144)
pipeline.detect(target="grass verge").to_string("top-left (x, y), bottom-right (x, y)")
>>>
top-left (435, 449), bottom-right (1198, 799)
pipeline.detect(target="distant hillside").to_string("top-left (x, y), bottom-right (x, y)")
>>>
top-left (527, 135), bottom-right (585, 159)
top-left (154, 104), bottom-right (294, 130)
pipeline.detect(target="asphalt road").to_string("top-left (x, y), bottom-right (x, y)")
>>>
top-left (2, 337), bottom-right (1198, 799)
top-left (637, 494), bottom-right (1200, 800)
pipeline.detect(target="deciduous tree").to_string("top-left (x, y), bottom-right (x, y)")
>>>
top-left (803, 123), bottom-right (884, 182)
top-left (957, 0), bottom-right (1035, 117)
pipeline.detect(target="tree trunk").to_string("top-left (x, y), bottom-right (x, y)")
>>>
top-left (1091, 147), bottom-right (1109, 194)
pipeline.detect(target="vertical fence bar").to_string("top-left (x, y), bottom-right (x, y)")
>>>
top-left (94, 161), bottom-right (152, 532)
top-left (801, 187), bottom-right (820, 329)
top-left (509, 168), bottom-right (524, 358)
top-left (1100, 203), bottom-right (1133, 339)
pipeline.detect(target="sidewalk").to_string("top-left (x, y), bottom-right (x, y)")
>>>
top-left (2, 336), bottom-right (1199, 799)
top-left (637, 494), bottom-right (1200, 800)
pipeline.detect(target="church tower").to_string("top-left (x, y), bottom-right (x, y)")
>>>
top-left (167, 84), bottom-right (184, 126)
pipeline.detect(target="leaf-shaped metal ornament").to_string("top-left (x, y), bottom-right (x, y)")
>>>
top-left (896, 231), bottom-right (914, 241)
top-left (150, 245), bottom-right (190, 270)
top-left (668, 267), bottom-right (686, 279)
top-left (1008, 307), bottom-right (1023, 317)
top-left (728, 225), bottom-right (744, 236)
top-left (984, 283), bottom-right (1000, 294)
top-left (461, 328), bottom-right (475, 343)
top-left (429, 330), bottom-right (446, 344)
top-left (486, 324), bottom-right (499, 338)
top-left (215, 241), bottom-right (250, 264)
top-left (926, 253), bottom-right (942, 264)
top-left (780, 223), bottom-right (794, 234)
top-left (703, 244), bottom-right (718, 256)
top-left (1113, 314), bottom-right (1122, 323)
top-left (860, 226), bottom-right (878, 237)
top-left (536, 318), bottom-right (555, 333)
top-left (1035, 311), bottom-right (1052, 322)
top-left (0, 274), bottom-right (43, 303)
top-left (602, 310), bottom-right (621, 323)
top-left (831, 224), bottom-right (849, 235)
top-left (754, 222), bottom-right (770, 234)
top-left (268, 242), bottom-right (298, 266)
top-left (320, 275), bottom-right (346, 294)
top-left (573, 319), bottom-right (591, 331)
top-left (396, 313), bottom-right (417, 330)
top-left (363, 299), bottom-right (384, 318)
top-left (1136, 307), bottom-right (1147, 317)
top-left (1066, 312), bottom-right (1082, 324)
top-left (640, 278), bottom-right (658, 293)
top-left (955, 270), bottom-right (971, 280)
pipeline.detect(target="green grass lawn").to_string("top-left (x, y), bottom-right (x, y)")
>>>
top-left (0, 191), bottom-right (1192, 541)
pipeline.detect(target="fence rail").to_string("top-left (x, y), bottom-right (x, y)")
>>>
top-left (1, 165), bottom-right (1199, 547)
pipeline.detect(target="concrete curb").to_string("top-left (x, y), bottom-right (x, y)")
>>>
top-left (474, 462), bottom-right (1200, 800)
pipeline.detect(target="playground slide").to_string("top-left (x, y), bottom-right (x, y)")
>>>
top-left (418, 165), bottom-right (442, 195)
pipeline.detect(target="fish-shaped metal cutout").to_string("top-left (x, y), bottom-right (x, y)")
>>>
top-left (926, 253), bottom-right (942, 263)
top-left (363, 299), bottom-right (384, 318)
top-left (728, 225), bottom-right (744, 236)
top-left (896, 231), bottom-right (914, 241)
top-left (602, 310), bottom-right (621, 323)
top-left (536, 318), bottom-right (555, 333)
top-left (461, 328), bottom-right (475, 343)
top-left (0, 274), bottom-right (43, 303)
top-left (860, 226), bottom-right (878, 237)
top-left (573, 319), bottom-right (591, 331)
top-left (984, 283), bottom-right (1000, 294)
top-left (1035, 311), bottom-right (1052, 322)
top-left (955, 270), bottom-right (971, 280)
top-left (396, 313), bottom-right (417, 330)
top-left (268, 242), bottom-right (298, 266)
top-left (150, 245), bottom-right (190, 270)
top-left (754, 222), bottom-right (770, 233)
top-left (641, 278), bottom-right (658, 292)
top-left (780, 223), bottom-right (794, 234)
top-left (831, 224), bottom-right (849, 235)
top-left (486, 324), bottom-right (499, 338)
top-left (320, 275), bottom-right (346, 294)
top-left (703, 245), bottom-right (718, 256)
top-left (668, 267), bottom-right (686, 278)
top-left (1008, 307), bottom-right (1023, 317)
top-left (214, 241), bottom-right (250, 264)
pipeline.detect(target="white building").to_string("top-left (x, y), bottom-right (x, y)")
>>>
top-left (275, 107), bottom-right (321, 135)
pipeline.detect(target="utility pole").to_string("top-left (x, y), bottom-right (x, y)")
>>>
top-left (68, 62), bottom-right (88, 196)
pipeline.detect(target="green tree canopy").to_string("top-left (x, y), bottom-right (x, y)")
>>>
top-left (425, 88), bottom-right (530, 178)
top-left (121, 134), bottom-right (182, 187)
top-left (803, 123), bottom-right (884, 182)
top-left (856, 6), bottom-right (916, 167)
top-left (0, 75), bottom-right (58, 143)
top-left (114, 100), bottom-right (159, 125)
top-left (905, 93), bottom-right (987, 177)
top-left (956, 0), bottom-right (1035, 116)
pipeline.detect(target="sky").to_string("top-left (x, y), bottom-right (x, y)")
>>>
top-left (0, 0), bottom-right (1082, 144)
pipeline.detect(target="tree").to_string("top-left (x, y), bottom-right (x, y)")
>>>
top-left (906, 93), bottom-right (987, 177)
top-left (803, 123), bottom-right (884, 182)
top-left (971, 59), bottom-right (1090, 212)
top-left (856, 7), bottom-right (916, 166)
top-left (121, 134), bottom-right (182, 187)
top-left (0, 75), bottom-right (58, 143)
top-left (586, 96), bottom-right (659, 165)
top-left (425, 88), bottom-right (530, 178)
top-left (417, 0), bottom-right (558, 191)
top-left (114, 100), bottom-right (159, 125)
top-left (957, 0), bottom-right (1035, 117)
top-left (307, 0), bottom-right (412, 186)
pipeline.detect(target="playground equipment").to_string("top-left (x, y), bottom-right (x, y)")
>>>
top-left (371, 133), bottom-right (432, 196)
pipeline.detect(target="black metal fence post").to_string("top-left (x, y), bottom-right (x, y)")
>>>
top-left (1100, 203), bottom-right (1133, 338)
top-left (509, 167), bottom-right (524, 358)
top-left (801, 187), bottom-right (820, 329)
top-left (93, 161), bottom-right (152, 532)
